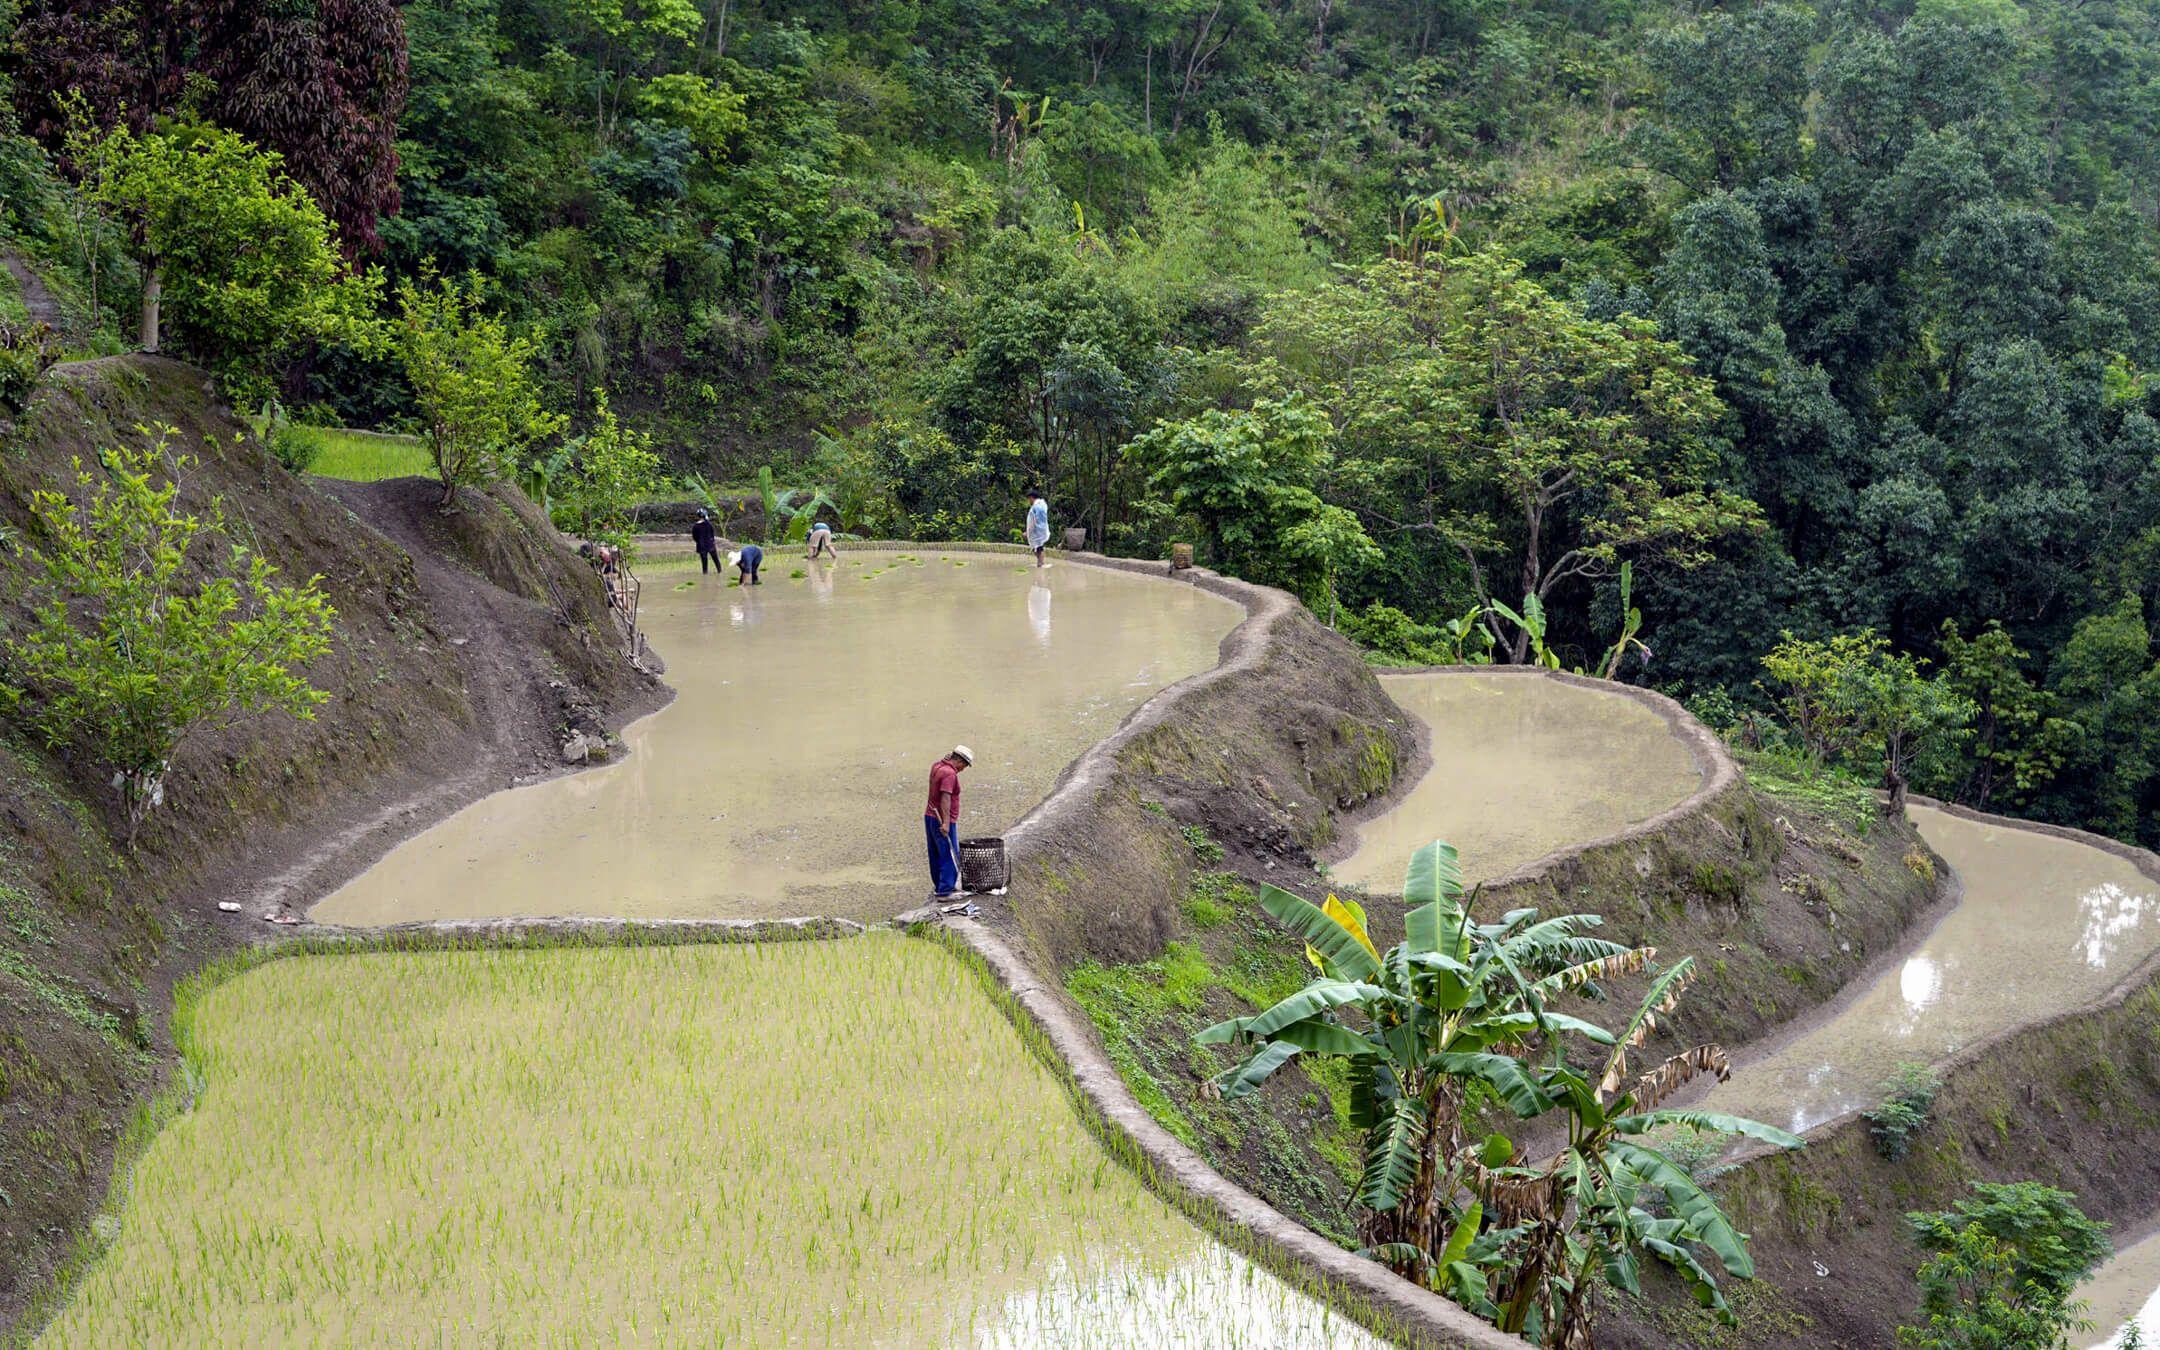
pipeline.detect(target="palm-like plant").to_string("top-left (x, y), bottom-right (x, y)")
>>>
top-left (1199, 841), bottom-right (1800, 1346)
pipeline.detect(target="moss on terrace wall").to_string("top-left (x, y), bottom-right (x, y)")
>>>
top-left (988, 584), bottom-right (1941, 1323)
top-left (0, 357), bottom-right (644, 1328)
top-left (1602, 811), bottom-right (2160, 1349)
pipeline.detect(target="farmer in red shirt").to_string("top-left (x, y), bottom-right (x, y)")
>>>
top-left (925, 745), bottom-right (973, 898)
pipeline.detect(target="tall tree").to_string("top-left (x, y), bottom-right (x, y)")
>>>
top-left (9, 0), bottom-right (408, 252)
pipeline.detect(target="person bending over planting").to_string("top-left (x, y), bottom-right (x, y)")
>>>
top-left (731, 543), bottom-right (762, 585)
top-left (806, 521), bottom-right (838, 560)
top-left (925, 745), bottom-right (973, 902)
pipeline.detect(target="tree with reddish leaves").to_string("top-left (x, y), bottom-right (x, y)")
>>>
top-left (8, 0), bottom-right (407, 255)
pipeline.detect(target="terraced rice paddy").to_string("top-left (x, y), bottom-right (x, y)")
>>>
top-left (1694, 804), bottom-right (2160, 1135)
top-left (1337, 671), bottom-right (1702, 891)
top-left (45, 936), bottom-right (1382, 1347)
top-left (312, 552), bottom-right (1238, 924)
top-left (293, 427), bottom-right (436, 481)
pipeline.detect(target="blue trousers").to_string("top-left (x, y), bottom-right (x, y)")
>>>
top-left (925, 815), bottom-right (960, 895)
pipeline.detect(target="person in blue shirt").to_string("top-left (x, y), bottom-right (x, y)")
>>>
top-left (732, 543), bottom-right (763, 585)
top-left (1024, 490), bottom-right (1050, 568)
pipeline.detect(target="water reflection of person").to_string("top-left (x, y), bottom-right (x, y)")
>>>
top-left (1028, 575), bottom-right (1052, 647)
top-left (807, 556), bottom-right (837, 601)
top-left (728, 583), bottom-right (764, 629)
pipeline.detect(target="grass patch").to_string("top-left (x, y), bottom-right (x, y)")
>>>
top-left (44, 936), bottom-right (1377, 1345)
top-left (295, 427), bottom-right (436, 482)
top-left (1737, 746), bottom-right (1878, 836)
top-left (0, 945), bottom-right (141, 1060)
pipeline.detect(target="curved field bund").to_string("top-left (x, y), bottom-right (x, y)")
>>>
top-left (1597, 802), bottom-right (2160, 1348)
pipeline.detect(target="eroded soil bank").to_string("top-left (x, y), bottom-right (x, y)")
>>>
top-left (311, 553), bottom-right (1238, 925)
top-left (1335, 671), bottom-right (1703, 889)
top-left (1604, 805), bottom-right (2160, 1348)
top-left (45, 937), bottom-right (1382, 1348)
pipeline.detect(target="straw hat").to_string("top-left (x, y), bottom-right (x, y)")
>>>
top-left (951, 744), bottom-right (974, 765)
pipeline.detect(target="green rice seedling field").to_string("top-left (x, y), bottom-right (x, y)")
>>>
top-left (296, 427), bottom-right (436, 482)
top-left (46, 935), bottom-right (1380, 1347)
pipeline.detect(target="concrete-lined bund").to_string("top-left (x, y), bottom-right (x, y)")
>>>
top-left (918, 911), bottom-right (1524, 1349)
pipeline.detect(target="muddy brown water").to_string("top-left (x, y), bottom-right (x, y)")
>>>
top-left (310, 553), bottom-right (1238, 924)
top-left (2082, 1227), bottom-right (2160, 1348)
top-left (1699, 804), bottom-right (2160, 1136)
top-left (1335, 672), bottom-right (1702, 892)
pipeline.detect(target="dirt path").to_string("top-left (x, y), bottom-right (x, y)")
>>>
top-left (2, 250), bottom-right (63, 328)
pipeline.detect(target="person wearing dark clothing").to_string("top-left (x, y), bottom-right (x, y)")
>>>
top-left (734, 543), bottom-right (763, 585)
top-left (692, 511), bottom-right (721, 573)
top-left (924, 745), bottom-right (973, 897)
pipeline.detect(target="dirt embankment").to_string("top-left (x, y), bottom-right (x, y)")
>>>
top-left (972, 594), bottom-right (1940, 1344)
top-left (1601, 803), bottom-right (2160, 1349)
top-left (0, 355), bottom-right (659, 1326)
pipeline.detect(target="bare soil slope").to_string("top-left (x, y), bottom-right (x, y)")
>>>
top-left (0, 356), bottom-right (658, 1326)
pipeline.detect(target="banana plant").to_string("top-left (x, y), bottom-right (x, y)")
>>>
top-left (1597, 562), bottom-right (1651, 681)
top-left (1440, 604), bottom-right (1495, 664)
top-left (1487, 593), bottom-right (1561, 668)
top-left (1198, 840), bottom-right (1800, 1345)
top-left (1199, 842), bottom-right (1638, 1304)
top-left (756, 465), bottom-right (778, 544)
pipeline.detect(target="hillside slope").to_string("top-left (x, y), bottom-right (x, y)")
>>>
top-left (0, 356), bottom-right (659, 1325)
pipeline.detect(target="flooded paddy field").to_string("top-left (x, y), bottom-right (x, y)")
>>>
top-left (312, 553), bottom-right (1238, 925)
top-left (2082, 1226), bottom-right (2160, 1348)
top-left (44, 936), bottom-right (1382, 1348)
top-left (1698, 804), bottom-right (2160, 1135)
top-left (1336, 672), bottom-right (1702, 891)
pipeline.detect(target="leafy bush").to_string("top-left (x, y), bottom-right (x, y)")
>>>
top-left (396, 267), bottom-right (562, 507)
top-left (0, 429), bottom-right (336, 841)
top-left (0, 317), bottom-right (56, 412)
top-left (1896, 1181), bottom-right (2109, 1349)
top-left (265, 418), bottom-right (322, 474)
top-left (1863, 1062), bottom-right (1942, 1161)
top-left (557, 388), bottom-right (663, 541)
top-left (1180, 824), bottom-right (1224, 865)
top-left (1341, 602), bottom-right (1446, 664)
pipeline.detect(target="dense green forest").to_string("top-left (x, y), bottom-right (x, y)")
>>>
top-left (7, 0), bottom-right (2160, 844)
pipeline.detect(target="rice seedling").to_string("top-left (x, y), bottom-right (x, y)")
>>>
top-left (46, 936), bottom-right (1381, 1347)
top-left (297, 428), bottom-right (437, 482)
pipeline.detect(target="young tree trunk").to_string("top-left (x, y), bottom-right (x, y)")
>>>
top-left (139, 261), bottom-right (162, 352)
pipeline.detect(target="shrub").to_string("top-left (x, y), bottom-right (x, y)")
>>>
top-left (0, 428), bottom-right (336, 841)
top-left (396, 267), bottom-right (562, 508)
top-left (1864, 1062), bottom-right (1942, 1161)
top-left (1341, 602), bottom-right (1446, 664)
top-left (265, 417), bottom-right (322, 474)
top-left (1896, 1181), bottom-right (2109, 1350)
top-left (0, 316), bottom-right (56, 412)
